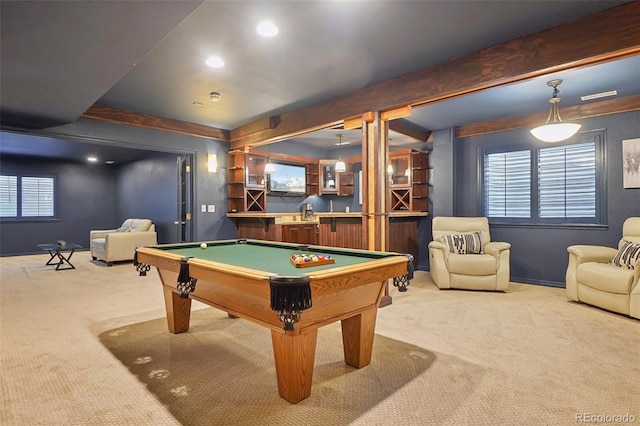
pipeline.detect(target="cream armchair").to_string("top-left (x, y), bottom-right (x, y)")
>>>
top-left (90, 218), bottom-right (157, 266)
top-left (566, 217), bottom-right (640, 319)
top-left (428, 216), bottom-right (511, 291)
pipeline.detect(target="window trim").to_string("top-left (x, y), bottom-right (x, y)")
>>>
top-left (0, 173), bottom-right (58, 221)
top-left (479, 129), bottom-right (607, 227)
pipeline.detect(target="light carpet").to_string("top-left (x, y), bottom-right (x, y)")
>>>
top-left (1, 251), bottom-right (639, 425)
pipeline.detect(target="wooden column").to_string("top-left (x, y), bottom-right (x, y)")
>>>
top-left (362, 112), bottom-right (390, 252)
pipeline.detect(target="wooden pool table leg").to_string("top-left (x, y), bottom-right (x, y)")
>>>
top-left (341, 306), bottom-right (378, 368)
top-left (270, 329), bottom-right (318, 404)
top-left (163, 286), bottom-right (192, 334)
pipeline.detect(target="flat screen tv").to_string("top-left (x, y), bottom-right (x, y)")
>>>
top-left (267, 163), bottom-right (306, 196)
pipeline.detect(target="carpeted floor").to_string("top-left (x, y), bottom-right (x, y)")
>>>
top-left (1, 251), bottom-right (638, 425)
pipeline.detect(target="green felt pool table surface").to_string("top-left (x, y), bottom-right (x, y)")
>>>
top-left (152, 239), bottom-right (397, 275)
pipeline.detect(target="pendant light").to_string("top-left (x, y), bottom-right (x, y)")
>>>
top-left (264, 144), bottom-right (275, 174)
top-left (530, 79), bottom-right (581, 143)
top-left (335, 134), bottom-right (346, 173)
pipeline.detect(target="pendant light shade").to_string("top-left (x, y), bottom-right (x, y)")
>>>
top-left (530, 79), bottom-right (581, 143)
top-left (265, 144), bottom-right (275, 174)
top-left (264, 161), bottom-right (276, 174)
top-left (335, 134), bottom-right (346, 173)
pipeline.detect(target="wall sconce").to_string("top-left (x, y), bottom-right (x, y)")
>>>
top-left (208, 154), bottom-right (217, 173)
top-left (387, 164), bottom-right (394, 175)
top-left (530, 79), bottom-right (581, 143)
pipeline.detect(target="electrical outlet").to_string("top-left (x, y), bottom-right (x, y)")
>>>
top-left (208, 204), bottom-right (215, 213)
top-left (201, 204), bottom-right (206, 213)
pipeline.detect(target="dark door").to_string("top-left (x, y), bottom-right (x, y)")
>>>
top-left (176, 155), bottom-right (194, 243)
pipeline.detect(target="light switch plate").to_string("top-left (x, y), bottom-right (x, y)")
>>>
top-left (207, 204), bottom-right (215, 213)
top-left (201, 204), bottom-right (207, 212)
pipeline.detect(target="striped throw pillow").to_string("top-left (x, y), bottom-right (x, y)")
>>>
top-left (440, 232), bottom-right (483, 254)
top-left (611, 240), bottom-right (640, 270)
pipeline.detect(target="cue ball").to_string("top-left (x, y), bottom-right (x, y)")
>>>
top-left (200, 243), bottom-right (207, 249)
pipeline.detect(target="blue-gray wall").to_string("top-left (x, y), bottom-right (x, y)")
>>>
top-left (44, 118), bottom-right (237, 242)
top-left (448, 110), bottom-right (640, 286)
top-left (0, 155), bottom-right (119, 254)
top-left (116, 153), bottom-right (180, 243)
top-left (0, 117), bottom-right (236, 255)
top-left (3, 111), bottom-right (638, 286)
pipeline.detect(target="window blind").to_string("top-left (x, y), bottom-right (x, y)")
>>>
top-left (0, 175), bottom-right (18, 217)
top-left (538, 142), bottom-right (596, 218)
top-left (484, 150), bottom-right (531, 218)
top-left (21, 177), bottom-right (54, 217)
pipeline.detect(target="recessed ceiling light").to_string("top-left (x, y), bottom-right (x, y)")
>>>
top-left (205, 56), bottom-right (225, 68)
top-left (87, 156), bottom-right (98, 162)
top-left (105, 161), bottom-right (115, 165)
top-left (257, 21), bottom-right (279, 37)
top-left (581, 90), bottom-right (618, 101)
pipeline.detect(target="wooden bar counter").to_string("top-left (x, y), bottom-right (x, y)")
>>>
top-left (227, 211), bottom-right (428, 262)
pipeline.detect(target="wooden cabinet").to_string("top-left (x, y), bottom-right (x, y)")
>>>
top-left (320, 160), bottom-right (353, 196)
top-left (227, 152), bottom-right (267, 213)
top-left (305, 163), bottom-right (320, 196)
top-left (389, 149), bottom-right (428, 212)
top-left (338, 163), bottom-right (354, 196)
top-left (410, 150), bottom-right (429, 212)
top-left (282, 224), bottom-right (319, 245)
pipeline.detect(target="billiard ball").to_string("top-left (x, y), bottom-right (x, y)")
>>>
top-left (200, 242), bottom-right (207, 249)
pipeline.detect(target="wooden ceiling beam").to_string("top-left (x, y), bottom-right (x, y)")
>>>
top-left (82, 104), bottom-right (230, 141)
top-left (456, 94), bottom-right (640, 139)
top-left (230, 2), bottom-right (640, 149)
top-left (343, 111), bottom-right (375, 130)
top-left (230, 116), bottom-right (279, 141)
top-left (389, 119), bottom-right (431, 142)
top-left (381, 105), bottom-right (412, 121)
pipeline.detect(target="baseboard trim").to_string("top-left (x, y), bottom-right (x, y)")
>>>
top-left (420, 266), bottom-right (565, 289)
top-left (510, 276), bottom-right (565, 288)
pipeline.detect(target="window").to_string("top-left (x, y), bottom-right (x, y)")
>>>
top-left (482, 131), bottom-right (604, 225)
top-left (0, 174), bottom-right (56, 219)
top-left (483, 150), bottom-right (531, 218)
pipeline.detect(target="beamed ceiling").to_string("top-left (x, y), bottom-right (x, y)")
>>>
top-left (1, 1), bottom-right (639, 163)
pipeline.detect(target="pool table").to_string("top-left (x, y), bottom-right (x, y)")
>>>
top-left (134, 239), bottom-right (413, 403)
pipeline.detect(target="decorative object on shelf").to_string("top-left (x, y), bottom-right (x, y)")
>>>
top-left (335, 134), bottom-right (346, 173)
top-left (530, 79), bottom-right (581, 143)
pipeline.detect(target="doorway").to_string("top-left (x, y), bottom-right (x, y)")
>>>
top-left (176, 154), bottom-right (194, 243)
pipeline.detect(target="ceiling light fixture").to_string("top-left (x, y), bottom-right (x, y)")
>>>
top-left (580, 90), bottom-right (618, 101)
top-left (335, 134), bottom-right (346, 173)
top-left (205, 56), bottom-right (224, 68)
top-left (264, 145), bottom-right (275, 174)
top-left (210, 91), bottom-right (221, 102)
top-left (257, 21), bottom-right (279, 37)
top-left (87, 156), bottom-right (98, 162)
top-left (530, 79), bottom-right (581, 143)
